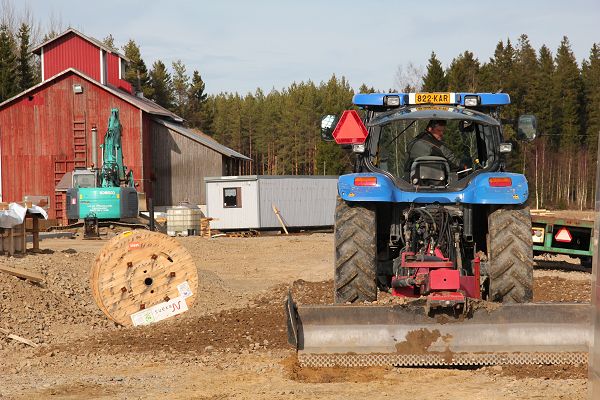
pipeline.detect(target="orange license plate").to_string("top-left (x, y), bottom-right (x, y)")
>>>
top-left (414, 92), bottom-right (452, 104)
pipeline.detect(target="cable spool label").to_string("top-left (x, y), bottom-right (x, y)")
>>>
top-left (130, 296), bottom-right (189, 326)
top-left (128, 241), bottom-right (142, 250)
top-left (177, 281), bottom-right (193, 299)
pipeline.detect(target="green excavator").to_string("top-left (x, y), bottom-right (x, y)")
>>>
top-left (66, 108), bottom-right (139, 236)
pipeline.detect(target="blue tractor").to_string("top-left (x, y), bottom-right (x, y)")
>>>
top-left (322, 92), bottom-right (538, 308)
top-left (285, 93), bottom-right (590, 368)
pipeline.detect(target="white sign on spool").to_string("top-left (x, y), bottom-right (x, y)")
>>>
top-left (177, 281), bottom-right (193, 299)
top-left (130, 296), bottom-right (189, 326)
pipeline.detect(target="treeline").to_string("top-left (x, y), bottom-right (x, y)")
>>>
top-left (195, 34), bottom-right (599, 209)
top-left (128, 34), bottom-right (599, 209)
top-left (193, 35), bottom-right (599, 210)
top-left (0, 22), bottom-right (37, 101)
top-left (414, 35), bottom-right (600, 210)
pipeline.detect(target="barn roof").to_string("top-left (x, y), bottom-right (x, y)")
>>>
top-left (31, 28), bottom-right (129, 61)
top-left (153, 119), bottom-right (252, 161)
top-left (0, 68), bottom-right (183, 122)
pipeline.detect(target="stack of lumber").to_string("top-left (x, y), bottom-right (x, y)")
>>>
top-left (200, 218), bottom-right (214, 238)
top-left (530, 209), bottom-right (555, 216)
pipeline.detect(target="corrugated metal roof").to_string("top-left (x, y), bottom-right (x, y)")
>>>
top-left (31, 28), bottom-right (129, 61)
top-left (0, 68), bottom-right (183, 122)
top-left (204, 175), bottom-right (338, 182)
top-left (153, 119), bottom-right (252, 161)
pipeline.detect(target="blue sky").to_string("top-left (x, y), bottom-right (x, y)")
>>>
top-left (11, 0), bottom-right (600, 94)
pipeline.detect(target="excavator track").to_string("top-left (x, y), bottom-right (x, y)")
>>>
top-left (46, 221), bottom-right (149, 232)
top-left (285, 293), bottom-right (590, 367)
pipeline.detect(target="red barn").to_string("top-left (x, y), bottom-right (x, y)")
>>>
top-left (0, 28), bottom-right (250, 222)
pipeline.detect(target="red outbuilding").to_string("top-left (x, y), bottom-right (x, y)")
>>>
top-left (0, 28), bottom-right (250, 223)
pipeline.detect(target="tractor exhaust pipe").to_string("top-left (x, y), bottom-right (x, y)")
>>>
top-left (91, 125), bottom-right (98, 167)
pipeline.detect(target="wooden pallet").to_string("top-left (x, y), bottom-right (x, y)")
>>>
top-left (226, 230), bottom-right (260, 238)
top-left (0, 206), bottom-right (43, 256)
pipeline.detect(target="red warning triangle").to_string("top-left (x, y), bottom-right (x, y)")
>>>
top-left (332, 110), bottom-right (369, 144)
top-left (554, 227), bottom-right (572, 243)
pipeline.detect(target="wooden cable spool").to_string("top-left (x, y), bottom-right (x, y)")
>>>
top-left (90, 230), bottom-right (198, 326)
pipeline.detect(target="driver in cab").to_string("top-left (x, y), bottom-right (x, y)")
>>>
top-left (404, 120), bottom-right (461, 173)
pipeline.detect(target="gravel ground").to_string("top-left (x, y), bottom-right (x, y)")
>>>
top-left (0, 232), bottom-right (592, 399)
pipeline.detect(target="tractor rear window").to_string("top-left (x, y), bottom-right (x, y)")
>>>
top-left (373, 120), bottom-right (489, 183)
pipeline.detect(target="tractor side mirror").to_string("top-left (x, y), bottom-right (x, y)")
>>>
top-left (517, 115), bottom-right (538, 141)
top-left (459, 120), bottom-right (475, 133)
top-left (320, 115), bottom-right (338, 142)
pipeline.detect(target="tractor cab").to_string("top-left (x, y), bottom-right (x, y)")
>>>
top-left (321, 92), bottom-right (537, 191)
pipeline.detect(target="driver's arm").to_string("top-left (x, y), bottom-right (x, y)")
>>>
top-left (438, 143), bottom-right (461, 171)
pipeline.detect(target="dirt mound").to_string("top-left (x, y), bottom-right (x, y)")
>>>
top-left (0, 249), bottom-right (109, 347)
top-left (52, 279), bottom-right (332, 357)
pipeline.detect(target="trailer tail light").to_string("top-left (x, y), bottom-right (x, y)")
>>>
top-left (532, 227), bottom-right (545, 243)
top-left (555, 227), bottom-right (572, 243)
top-left (354, 176), bottom-right (377, 186)
top-left (488, 177), bottom-right (512, 187)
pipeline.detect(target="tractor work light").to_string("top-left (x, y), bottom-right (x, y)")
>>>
top-left (464, 95), bottom-right (479, 107)
top-left (488, 177), bottom-right (512, 187)
top-left (354, 176), bottom-right (377, 186)
top-left (384, 95), bottom-right (400, 106)
top-left (352, 144), bottom-right (366, 153)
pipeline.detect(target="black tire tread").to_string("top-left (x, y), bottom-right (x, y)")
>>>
top-left (487, 206), bottom-right (534, 303)
top-left (334, 197), bottom-right (377, 303)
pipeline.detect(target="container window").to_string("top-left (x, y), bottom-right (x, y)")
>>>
top-left (223, 187), bottom-right (241, 208)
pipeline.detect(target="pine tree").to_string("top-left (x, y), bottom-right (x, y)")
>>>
top-left (171, 59), bottom-right (189, 117)
top-left (421, 51), bottom-right (447, 91)
top-left (514, 34), bottom-right (539, 113)
top-left (122, 39), bottom-right (152, 97)
top-left (16, 23), bottom-right (34, 91)
top-left (447, 51), bottom-right (480, 92)
top-left (358, 83), bottom-right (375, 93)
top-left (583, 43), bottom-right (600, 149)
top-left (149, 60), bottom-right (174, 109)
top-left (187, 70), bottom-right (210, 131)
top-left (533, 45), bottom-right (555, 138)
top-left (485, 39), bottom-right (515, 93)
top-left (102, 34), bottom-right (117, 51)
top-left (0, 23), bottom-right (17, 101)
top-left (553, 36), bottom-right (584, 149)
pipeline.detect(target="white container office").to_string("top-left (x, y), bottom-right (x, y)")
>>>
top-left (204, 175), bottom-right (338, 230)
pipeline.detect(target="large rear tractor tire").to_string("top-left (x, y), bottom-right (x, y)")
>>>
top-left (487, 206), bottom-right (534, 303)
top-left (334, 197), bottom-right (377, 303)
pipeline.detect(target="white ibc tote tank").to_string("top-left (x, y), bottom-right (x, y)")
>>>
top-left (166, 202), bottom-right (203, 236)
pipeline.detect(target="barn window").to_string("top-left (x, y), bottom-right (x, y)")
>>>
top-left (120, 58), bottom-right (127, 79)
top-left (223, 187), bottom-right (241, 208)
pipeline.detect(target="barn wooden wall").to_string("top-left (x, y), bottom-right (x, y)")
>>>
top-left (150, 122), bottom-right (223, 206)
